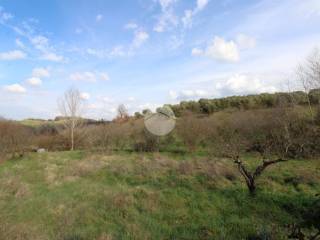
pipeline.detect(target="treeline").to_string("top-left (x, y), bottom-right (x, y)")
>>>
top-left (163, 89), bottom-right (320, 117)
top-left (1, 102), bottom-right (319, 161)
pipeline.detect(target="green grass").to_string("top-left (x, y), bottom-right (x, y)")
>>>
top-left (0, 151), bottom-right (319, 239)
top-left (19, 119), bottom-right (65, 127)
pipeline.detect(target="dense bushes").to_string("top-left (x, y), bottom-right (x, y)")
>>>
top-left (0, 120), bottom-right (32, 159)
top-left (6, 105), bottom-right (320, 159)
top-left (71, 104), bottom-right (320, 159)
top-left (166, 90), bottom-right (317, 117)
top-left (205, 106), bottom-right (320, 159)
top-left (1, 90), bottom-right (320, 160)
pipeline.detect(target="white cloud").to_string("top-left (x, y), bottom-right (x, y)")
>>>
top-left (102, 97), bottom-right (114, 103)
top-left (15, 39), bottom-right (25, 48)
top-left (132, 30), bottom-right (149, 48)
top-left (169, 35), bottom-right (184, 49)
top-left (124, 22), bottom-right (138, 29)
top-left (110, 45), bottom-right (126, 57)
top-left (195, 0), bottom-right (209, 12)
top-left (154, 0), bottom-right (178, 32)
top-left (154, 11), bottom-right (178, 32)
top-left (192, 36), bottom-right (240, 62)
top-left (236, 34), bottom-right (256, 49)
top-left (87, 103), bottom-right (102, 110)
top-left (158, 0), bottom-right (176, 9)
top-left (169, 89), bottom-right (208, 100)
top-left (182, 0), bottom-right (209, 28)
top-left (30, 35), bottom-right (64, 62)
top-left (0, 50), bottom-right (26, 60)
top-left (182, 10), bottom-right (193, 28)
top-left (4, 84), bottom-right (26, 93)
top-left (31, 35), bottom-right (49, 51)
top-left (191, 47), bottom-right (203, 56)
top-left (125, 23), bottom-right (149, 50)
top-left (299, 0), bottom-right (320, 16)
top-left (138, 103), bottom-right (161, 111)
top-left (86, 48), bottom-right (104, 58)
top-left (27, 77), bottom-right (42, 86)
top-left (41, 52), bottom-right (64, 62)
top-left (0, 7), bottom-right (13, 22)
top-left (96, 14), bottom-right (103, 22)
top-left (99, 72), bottom-right (110, 81)
top-left (80, 92), bottom-right (90, 100)
top-left (86, 47), bottom-right (126, 59)
top-left (32, 68), bottom-right (50, 78)
top-left (69, 71), bottom-right (109, 82)
top-left (216, 74), bottom-right (278, 95)
top-left (70, 72), bottom-right (97, 82)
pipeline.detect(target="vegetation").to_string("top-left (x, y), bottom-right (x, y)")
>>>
top-left (0, 151), bottom-right (319, 240)
top-left (165, 90), bottom-right (319, 117)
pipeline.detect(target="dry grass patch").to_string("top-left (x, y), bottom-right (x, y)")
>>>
top-left (177, 158), bottom-right (238, 180)
top-left (0, 222), bottom-right (47, 240)
top-left (0, 175), bottom-right (31, 199)
top-left (97, 233), bottom-right (113, 240)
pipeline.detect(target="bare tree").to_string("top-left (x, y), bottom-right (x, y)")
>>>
top-left (212, 111), bottom-right (290, 195)
top-left (115, 104), bottom-right (129, 123)
top-left (58, 88), bottom-right (84, 151)
top-left (234, 156), bottom-right (287, 195)
top-left (297, 48), bottom-right (320, 120)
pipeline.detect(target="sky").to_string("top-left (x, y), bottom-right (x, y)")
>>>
top-left (0, 0), bottom-right (320, 120)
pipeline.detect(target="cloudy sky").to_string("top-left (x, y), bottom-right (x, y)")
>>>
top-left (0, 0), bottom-right (320, 120)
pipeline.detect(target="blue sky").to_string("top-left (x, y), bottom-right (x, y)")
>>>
top-left (0, 0), bottom-right (320, 120)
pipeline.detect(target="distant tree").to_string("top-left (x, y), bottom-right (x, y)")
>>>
top-left (134, 112), bottom-right (143, 119)
top-left (58, 87), bottom-right (84, 151)
top-left (142, 109), bottom-right (152, 116)
top-left (115, 104), bottom-right (129, 123)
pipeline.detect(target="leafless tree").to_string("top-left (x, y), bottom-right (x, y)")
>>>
top-left (58, 88), bottom-right (84, 151)
top-left (115, 104), bottom-right (129, 123)
top-left (234, 156), bottom-right (287, 195)
top-left (297, 48), bottom-right (320, 120)
top-left (212, 111), bottom-right (290, 195)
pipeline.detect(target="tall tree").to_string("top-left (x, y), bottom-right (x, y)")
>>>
top-left (58, 88), bottom-right (84, 151)
top-left (297, 48), bottom-right (320, 120)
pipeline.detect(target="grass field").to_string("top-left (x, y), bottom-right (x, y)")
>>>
top-left (0, 151), bottom-right (319, 240)
top-left (20, 119), bottom-right (65, 127)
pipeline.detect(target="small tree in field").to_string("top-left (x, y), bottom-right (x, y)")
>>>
top-left (58, 88), bottom-right (84, 151)
top-left (297, 48), bottom-right (320, 120)
top-left (114, 104), bottom-right (129, 123)
top-left (212, 110), bottom-right (290, 195)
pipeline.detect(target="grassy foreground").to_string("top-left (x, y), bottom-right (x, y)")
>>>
top-left (0, 151), bottom-right (319, 240)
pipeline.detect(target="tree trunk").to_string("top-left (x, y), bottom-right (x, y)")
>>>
top-left (71, 123), bottom-right (74, 151)
top-left (234, 157), bottom-right (286, 195)
top-left (247, 181), bottom-right (256, 196)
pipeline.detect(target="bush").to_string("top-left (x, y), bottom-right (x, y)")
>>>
top-left (0, 120), bottom-right (32, 158)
